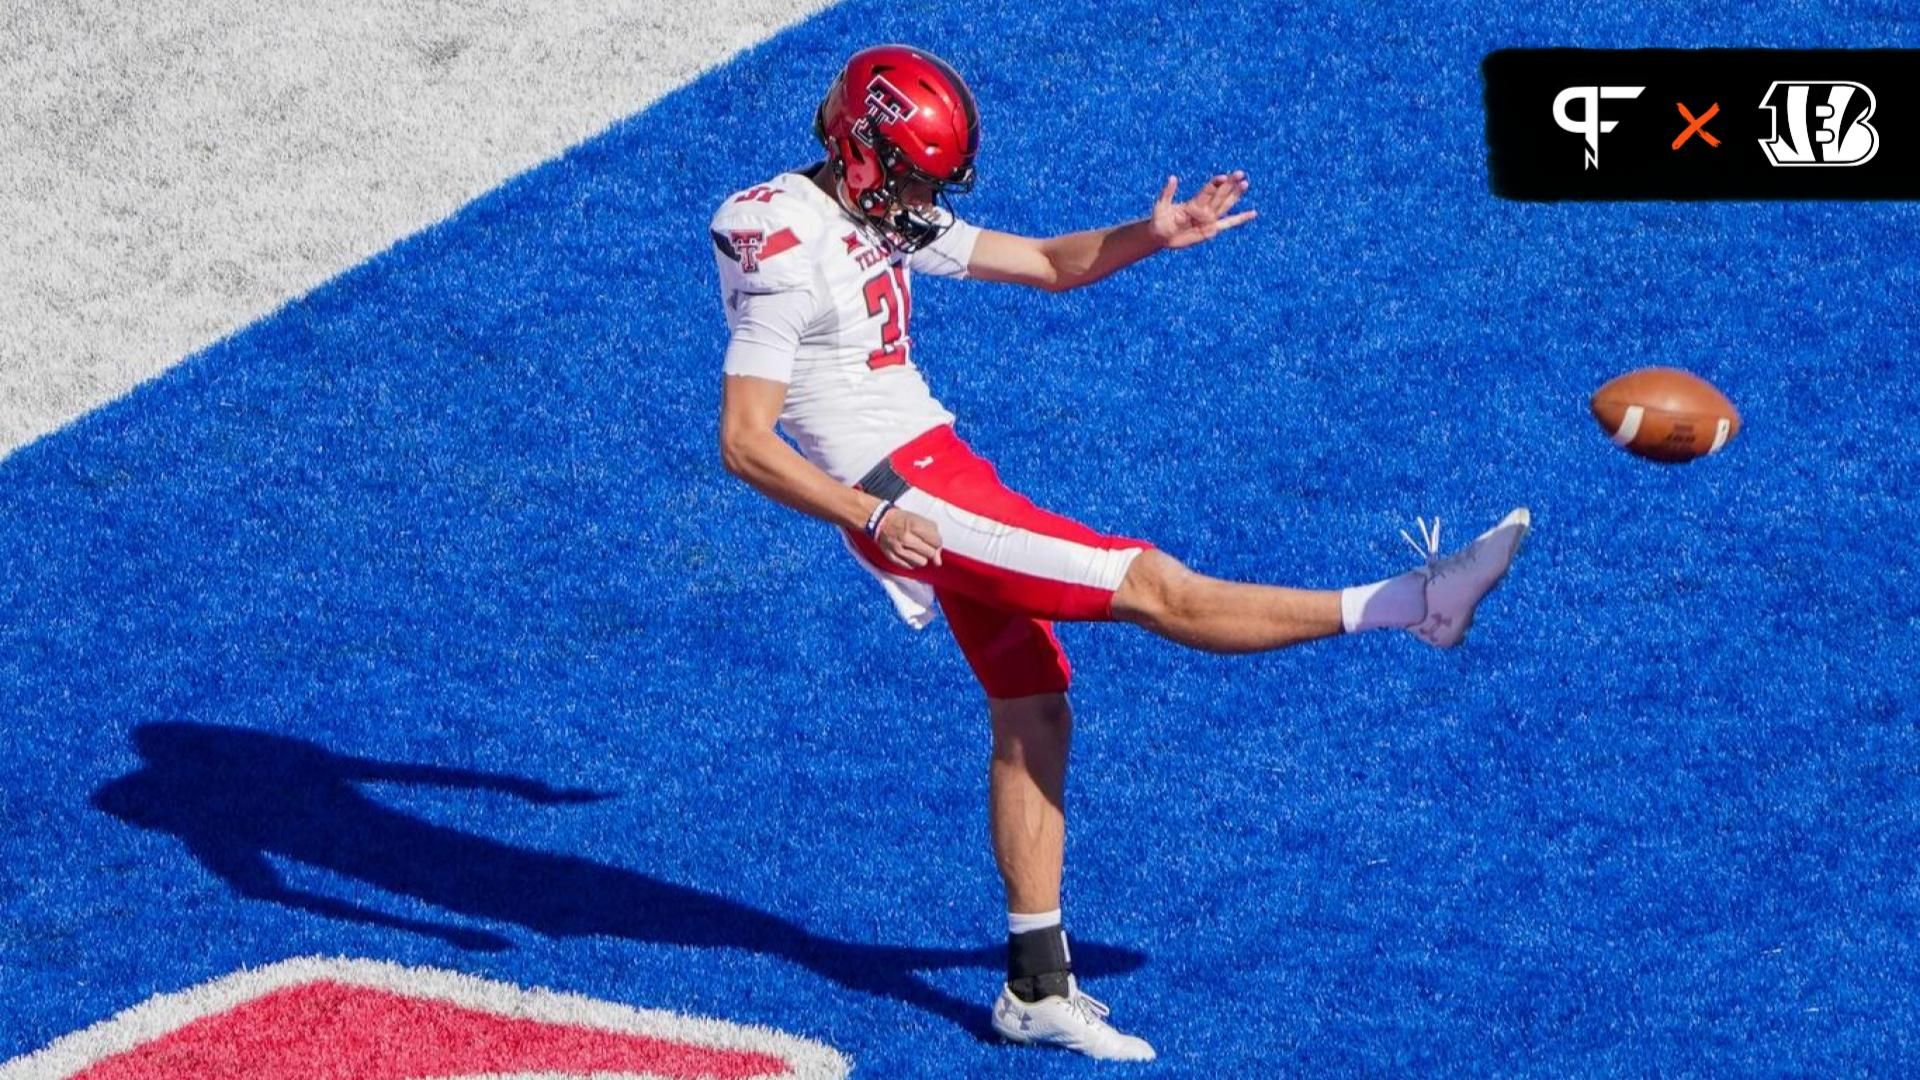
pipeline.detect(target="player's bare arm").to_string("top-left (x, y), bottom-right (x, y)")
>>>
top-left (719, 374), bottom-right (944, 568)
top-left (968, 171), bottom-right (1255, 291)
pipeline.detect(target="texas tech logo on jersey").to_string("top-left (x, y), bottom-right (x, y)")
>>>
top-left (1758, 81), bottom-right (1879, 166)
top-left (852, 75), bottom-right (918, 148)
top-left (711, 226), bottom-right (801, 274)
top-left (730, 229), bottom-right (767, 272)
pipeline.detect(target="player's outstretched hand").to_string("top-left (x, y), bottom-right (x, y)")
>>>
top-left (877, 506), bottom-right (944, 569)
top-left (1150, 171), bottom-right (1256, 250)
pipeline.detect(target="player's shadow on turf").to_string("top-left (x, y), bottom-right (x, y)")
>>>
top-left (91, 722), bottom-right (1145, 1036)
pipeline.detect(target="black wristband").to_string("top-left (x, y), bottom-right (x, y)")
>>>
top-left (863, 499), bottom-right (895, 538)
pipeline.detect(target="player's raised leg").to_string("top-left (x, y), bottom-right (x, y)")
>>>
top-left (1109, 551), bottom-right (1351, 652)
top-left (849, 430), bottom-right (1531, 651)
top-left (1110, 508), bottom-right (1532, 652)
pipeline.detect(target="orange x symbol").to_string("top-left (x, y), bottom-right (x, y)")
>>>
top-left (1672, 102), bottom-right (1721, 149)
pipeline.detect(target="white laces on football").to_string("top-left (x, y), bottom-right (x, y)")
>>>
top-left (1400, 516), bottom-right (1442, 563)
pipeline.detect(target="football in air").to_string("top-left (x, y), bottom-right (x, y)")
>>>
top-left (1590, 367), bottom-right (1741, 463)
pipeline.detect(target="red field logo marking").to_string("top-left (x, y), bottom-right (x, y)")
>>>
top-left (0, 958), bottom-right (849, 1080)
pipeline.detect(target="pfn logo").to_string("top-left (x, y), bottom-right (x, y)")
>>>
top-left (1758, 81), bottom-right (1879, 166)
top-left (1553, 85), bottom-right (1646, 169)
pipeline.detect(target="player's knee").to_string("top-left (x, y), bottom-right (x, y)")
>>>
top-left (1111, 549), bottom-right (1199, 627)
top-left (989, 693), bottom-right (1073, 752)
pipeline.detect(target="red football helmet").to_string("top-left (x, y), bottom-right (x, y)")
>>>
top-left (814, 44), bottom-right (979, 251)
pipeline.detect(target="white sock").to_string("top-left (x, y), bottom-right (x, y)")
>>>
top-left (1340, 570), bottom-right (1426, 632)
top-left (1008, 908), bottom-right (1062, 935)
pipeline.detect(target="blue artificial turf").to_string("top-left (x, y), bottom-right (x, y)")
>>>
top-left (3, 1), bottom-right (1917, 1074)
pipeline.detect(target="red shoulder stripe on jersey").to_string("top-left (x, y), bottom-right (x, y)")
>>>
top-left (757, 227), bottom-right (801, 262)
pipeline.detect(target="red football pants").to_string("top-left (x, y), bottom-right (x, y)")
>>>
top-left (844, 426), bottom-right (1151, 698)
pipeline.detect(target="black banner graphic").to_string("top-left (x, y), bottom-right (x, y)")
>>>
top-left (1485, 49), bottom-right (1920, 200)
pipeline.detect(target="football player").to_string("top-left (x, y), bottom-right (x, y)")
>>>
top-left (711, 44), bottom-right (1530, 1061)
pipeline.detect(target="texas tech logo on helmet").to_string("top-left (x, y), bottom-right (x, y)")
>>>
top-left (851, 74), bottom-right (918, 148)
top-left (1758, 81), bottom-right (1879, 166)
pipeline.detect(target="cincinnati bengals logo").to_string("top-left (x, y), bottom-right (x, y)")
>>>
top-left (1758, 81), bottom-right (1879, 166)
top-left (851, 74), bottom-right (917, 148)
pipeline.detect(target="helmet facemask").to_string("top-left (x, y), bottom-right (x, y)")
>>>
top-left (855, 129), bottom-right (975, 252)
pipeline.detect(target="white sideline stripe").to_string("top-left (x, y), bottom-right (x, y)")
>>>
top-left (0, 956), bottom-right (850, 1080)
top-left (1611, 404), bottom-right (1644, 447)
top-left (896, 488), bottom-right (1144, 592)
top-left (0, 0), bottom-right (838, 461)
top-left (1710, 417), bottom-right (1731, 453)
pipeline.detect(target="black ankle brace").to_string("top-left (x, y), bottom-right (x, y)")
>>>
top-left (1006, 925), bottom-right (1072, 1002)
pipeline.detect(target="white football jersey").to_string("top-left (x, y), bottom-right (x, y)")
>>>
top-left (710, 168), bottom-right (980, 484)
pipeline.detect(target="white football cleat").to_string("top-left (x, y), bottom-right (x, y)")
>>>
top-left (991, 977), bottom-right (1156, 1061)
top-left (1402, 508), bottom-right (1531, 648)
